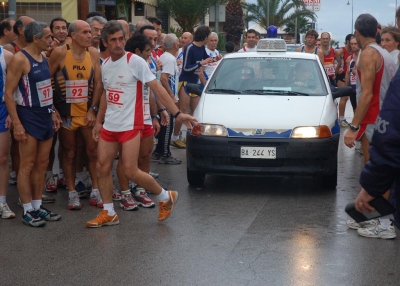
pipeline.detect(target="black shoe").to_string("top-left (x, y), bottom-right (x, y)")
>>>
top-left (36, 205), bottom-right (62, 221)
top-left (22, 209), bottom-right (46, 227)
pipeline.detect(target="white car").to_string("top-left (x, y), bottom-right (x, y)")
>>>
top-left (186, 38), bottom-right (350, 188)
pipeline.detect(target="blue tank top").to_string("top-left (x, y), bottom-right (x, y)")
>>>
top-left (15, 50), bottom-right (53, 108)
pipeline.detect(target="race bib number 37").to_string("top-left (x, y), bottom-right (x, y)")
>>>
top-left (65, 80), bottom-right (89, 103)
top-left (36, 79), bottom-right (53, 107)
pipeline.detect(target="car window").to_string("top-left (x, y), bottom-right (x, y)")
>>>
top-left (206, 58), bottom-right (328, 96)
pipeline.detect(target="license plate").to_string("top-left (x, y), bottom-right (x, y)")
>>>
top-left (240, 147), bottom-right (276, 159)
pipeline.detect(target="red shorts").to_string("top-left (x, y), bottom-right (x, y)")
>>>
top-left (100, 127), bottom-right (141, 144)
top-left (356, 123), bottom-right (374, 142)
top-left (141, 124), bottom-right (154, 139)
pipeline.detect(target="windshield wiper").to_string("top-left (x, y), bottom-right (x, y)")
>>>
top-left (207, 88), bottom-right (241, 94)
top-left (242, 89), bottom-right (310, 96)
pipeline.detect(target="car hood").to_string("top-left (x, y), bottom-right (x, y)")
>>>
top-left (198, 94), bottom-right (328, 138)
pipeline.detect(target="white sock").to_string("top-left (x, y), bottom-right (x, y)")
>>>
top-left (76, 172), bottom-right (84, 182)
top-left (103, 203), bottom-right (115, 216)
top-left (10, 171), bottom-right (16, 178)
top-left (45, 171), bottom-right (52, 178)
top-left (23, 203), bottom-right (33, 214)
top-left (339, 116), bottom-right (344, 121)
top-left (0, 196), bottom-right (6, 204)
top-left (379, 218), bottom-right (392, 228)
top-left (135, 187), bottom-right (145, 196)
top-left (157, 188), bottom-right (169, 202)
top-left (91, 189), bottom-right (99, 196)
top-left (171, 135), bottom-right (179, 141)
top-left (69, 190), bottom-right (78, 197)
top-left (31, 200), bottom-right (42, 210)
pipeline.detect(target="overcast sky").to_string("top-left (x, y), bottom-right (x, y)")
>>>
top-left (246, 0), bottom-right (398, 44)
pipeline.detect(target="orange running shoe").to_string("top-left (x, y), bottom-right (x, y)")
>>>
top-left (158, 191), bottom-right (178, 222)
top-left (86, 210), bottom-right (119, 228)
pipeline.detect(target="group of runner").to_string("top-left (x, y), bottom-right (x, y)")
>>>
top-left (0, 13), bottom-right (201, 227)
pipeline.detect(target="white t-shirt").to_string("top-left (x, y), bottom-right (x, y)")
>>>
top-left (204, 47), bottom-right (219, 79)
top-left (389, 49), bottom-right (399, 69)
top-left (237, 46), bottom-right (257, 53)
top-left (101, 52), bottom-right (155, 132)
top-left (160, 51), bottom-right (179, 100)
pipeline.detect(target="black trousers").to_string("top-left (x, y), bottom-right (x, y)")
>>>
top-left (154, 112), bottom-right (174, 157)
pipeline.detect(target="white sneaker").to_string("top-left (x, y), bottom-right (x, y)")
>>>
top-left (347, 219), bottom-right (379, 230)
top-left (0, 203), bottom-right (16, 219)
top-left (357, 222), bottom-right (396, 239)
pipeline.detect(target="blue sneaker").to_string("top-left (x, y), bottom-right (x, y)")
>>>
top-left (76, 181), bottom-right (89, 197)
top-left (22, 209), bottom-right (46, 227)
top-left (35, 205), bottom-right (62, 221)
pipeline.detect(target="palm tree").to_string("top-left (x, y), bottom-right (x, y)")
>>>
top-left (243, 0), bottom-right (317, 31)
top-left (284, 16), bottom-right (313, 43)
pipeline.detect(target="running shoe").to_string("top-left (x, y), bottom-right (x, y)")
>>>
top-left (120, 193), bottom-right (139, 211)
top-left (35, 205), bottom-right (62, 221)
top-left (170, 139), bottom-right (186, 149)
top-left (159, 156), bottom-right (182, 165)
top-left (86, 210), bottom-right (119, 228)
top-left (0, 203), bottom-right (15, 219)
top-left (22, 209), bottom-right (46, 227)
top-left (339, 119), bottom-right (349, 128)
top-left (57, 176), bottom-right (66, 188)
top-left (158, 191), bottom-right (178, 222)
top-left (42, 193), bottom-right (56, 203)
top-left (89, 192), bottom-right (103, 208)
top-left (151, 152), bottom-right (161, 162)
top-left (68, 191), bottom-right (82, 210)
top-left (357, 222), bottom-right (396, 239)
top-left (347, 219), bottom-right (379, 230)
top-left (112, 188), bottom-right (122, 201)
top-left (75, 181), bottom-right (89, 198)
top-left (134, 189), bottom-right (155, 208)
top-left (45, 174), bottom-right (58, 192)
top-left (82, 174), bottom-right (92, 190)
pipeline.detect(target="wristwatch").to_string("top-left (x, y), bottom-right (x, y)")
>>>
top-left (349, 124), bottom-right (359, 132)
top-left (90, 106), bottom-right (98, 112)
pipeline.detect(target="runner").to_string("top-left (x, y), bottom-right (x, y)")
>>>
top-left (0, 45), bottom-right (15, 219)
top-left (0, 18), bottom-right (17, 46)
top-left (238, 29), bottom-right (258, 52)
top-left (344, 37), bottom-right (360, 113)
top-left (86, 21), bottom-right (196, 227)
top-left (87, 16), bottom-right (107, 50)
top-left (336, 34), bottom-right (354, 127)
top-left (49, 20), bottom-right (103, 210)
top-left (295, 29), bottom-right (324, 63)
top-left (320, 32), bottom-right (341, 86)
top-left (4, 21), bottom-right (62, 226)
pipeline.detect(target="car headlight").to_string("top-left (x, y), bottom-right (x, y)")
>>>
top-left (291, 126), bottom-right (332, 138)
top-left (192, 123), bottom-right (228, 137)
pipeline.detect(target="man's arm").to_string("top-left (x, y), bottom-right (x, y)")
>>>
top-left (3, 49), bottom-right (13, 66)
top-left (48, 45), bottom-right (65, 77)
top-left (334, 49), bottom-right (342, 75)
top-left (4, 53), bottom-right (27, 142)
top-left (344, 57), bottom-right (351, 86)
top-left (92, 89), bottom-right (106, 142)
top-left (86, 47), bottom-right (103, 127)
top-left (317, 49), bottom-right (324, 64)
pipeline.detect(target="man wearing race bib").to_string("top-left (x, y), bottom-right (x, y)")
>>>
top-left (320, 32), bottom-right (341, 86)
top-left (4, 21), bottom-right (62, 227)
top-left (86, 21), bottom-right (196, 227)
top-left (49, 20), bottom-right (103, 211)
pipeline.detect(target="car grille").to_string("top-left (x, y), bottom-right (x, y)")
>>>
top-left (231, 158), bottom-right (284, 167)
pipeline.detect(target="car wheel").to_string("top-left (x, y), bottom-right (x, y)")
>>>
top-left (187, 168), bottom-right (205, 187)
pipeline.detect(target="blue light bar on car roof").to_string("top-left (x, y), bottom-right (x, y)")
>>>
top-left (256, 39), bottom-right (287, 52)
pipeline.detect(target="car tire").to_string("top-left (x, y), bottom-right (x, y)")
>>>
top-left (187, 168), bottom-right (205, 187)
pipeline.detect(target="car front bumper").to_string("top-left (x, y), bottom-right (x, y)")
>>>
top-left (186, 132), bottom-right (339, 176)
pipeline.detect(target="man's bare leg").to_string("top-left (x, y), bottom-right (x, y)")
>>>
top-left (0, 130), bottom-right (14, 218)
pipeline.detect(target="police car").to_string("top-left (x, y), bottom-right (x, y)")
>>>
top-left (186, 38), bottom-right (349, 188)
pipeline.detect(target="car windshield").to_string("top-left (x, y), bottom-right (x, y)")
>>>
top-left (206, 57), bottom-right (328, 96)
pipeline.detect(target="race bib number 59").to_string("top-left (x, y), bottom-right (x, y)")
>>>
top-left (106, 87), bottom-right (124, 109)
top-left (65, 80), bottom-right (88, 103)
top-left (36, 79), bottom-right (53, 107)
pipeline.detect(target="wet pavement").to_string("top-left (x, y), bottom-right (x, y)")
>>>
top-left (1, 128), bottom-right (400, 286)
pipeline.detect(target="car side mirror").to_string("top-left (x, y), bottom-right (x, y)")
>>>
top-left (331, 86), bottom-right (353, 100)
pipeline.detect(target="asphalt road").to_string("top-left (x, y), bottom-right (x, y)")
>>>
top-left (1, 128), bottom-right (399, 286)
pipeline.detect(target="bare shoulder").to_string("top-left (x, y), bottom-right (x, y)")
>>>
top-left (3, 48), bottom-right (13, 65)
top-left (3, 43), bottom-right (15, 54)
top-left (88, 47), bottom-right (100, 59)
top-left (295, 47), bottom-right (302, 52)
